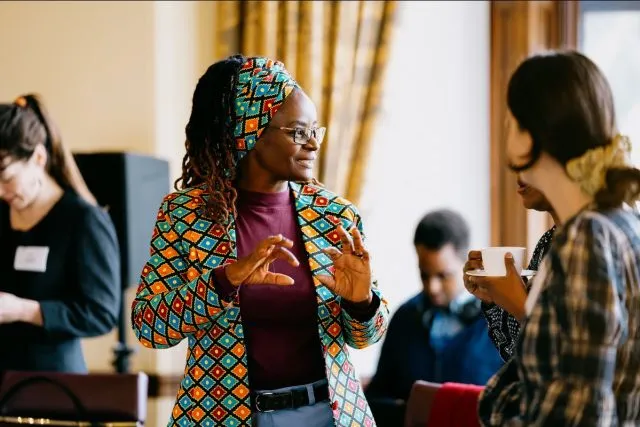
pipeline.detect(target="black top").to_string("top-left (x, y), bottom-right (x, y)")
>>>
top-left (0, 190), bottom-right (120, 373)
top-left (481, 226), bottom-right (556, 361)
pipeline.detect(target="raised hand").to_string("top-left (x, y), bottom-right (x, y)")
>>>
top-left (318, 225), bottom-right (372, 304)
top-left (225, 234), bottom-right (299, 287)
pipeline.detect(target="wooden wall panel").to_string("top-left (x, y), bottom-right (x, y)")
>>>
top-left (490, 0), bottom-right (578, 256)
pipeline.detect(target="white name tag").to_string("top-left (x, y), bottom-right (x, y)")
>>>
top-left (14, 246), bottom-right (50, 273)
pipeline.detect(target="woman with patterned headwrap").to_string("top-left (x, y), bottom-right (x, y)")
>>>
top-left (131, 55), bottom-right (389, 427)
top-left (467, 51), bottom-right (640, 426)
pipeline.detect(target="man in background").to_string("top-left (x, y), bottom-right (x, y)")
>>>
top-left (366, 209), bottom-right (503, 406)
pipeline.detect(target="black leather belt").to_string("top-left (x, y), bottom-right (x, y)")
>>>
top-left (253, 383), bottom-right (330, 413)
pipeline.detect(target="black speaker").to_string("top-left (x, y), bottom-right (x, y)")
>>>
top-left (73, 152), bottom-right (170, 288)
top-left (73, 152), bottom-right (170, 373)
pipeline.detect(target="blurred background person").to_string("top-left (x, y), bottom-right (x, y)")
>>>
top-left (366, 209), bottom-right (503, 424)
top-left (0, 94), bottom-right (120, 373)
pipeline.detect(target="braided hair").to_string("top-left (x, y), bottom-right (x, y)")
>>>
top-left (176, 54), bottom-right (246, 225)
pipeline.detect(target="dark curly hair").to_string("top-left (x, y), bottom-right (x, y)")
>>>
top-left (175, 54), bottom-right (246, 225)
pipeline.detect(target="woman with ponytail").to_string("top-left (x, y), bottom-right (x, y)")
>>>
top-left (0, 94), bottom-right (120, 373)
top-left (466, 51), bottom-right (640, 426)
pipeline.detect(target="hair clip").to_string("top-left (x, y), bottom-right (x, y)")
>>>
top-left (14, 97), bottom-right (27, 108)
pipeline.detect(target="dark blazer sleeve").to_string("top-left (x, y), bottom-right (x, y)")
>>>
top-left (39, 205), bottom-right (120, 338)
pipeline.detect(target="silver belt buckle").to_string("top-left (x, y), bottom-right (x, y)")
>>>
top-left (255, 392), bottom-right (276, 413)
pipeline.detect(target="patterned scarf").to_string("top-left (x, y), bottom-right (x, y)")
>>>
top-left (527, 226), bottom-right (556, 271)
top-left (231, 57), bottom-right (299, 164)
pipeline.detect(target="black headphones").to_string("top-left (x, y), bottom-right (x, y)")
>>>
top-left (417, 293), bottom-right (483, 331)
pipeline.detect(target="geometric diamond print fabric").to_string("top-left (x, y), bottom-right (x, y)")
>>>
top-left (232, 57), bottom-right (299, 165)
top-left (132, 181), bottom-right (390, 426)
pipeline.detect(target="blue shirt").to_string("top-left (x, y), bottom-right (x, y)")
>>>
top-left (366, 292), bottom-right (504, 401)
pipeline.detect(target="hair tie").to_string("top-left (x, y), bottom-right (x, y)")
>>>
top-left (566, 134), bottom-right (632, 196)
top-left (14, 96), bottom-right (27, 108)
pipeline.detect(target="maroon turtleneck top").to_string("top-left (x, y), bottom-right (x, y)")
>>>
top-left (213, 188), bottom-right (377, 390)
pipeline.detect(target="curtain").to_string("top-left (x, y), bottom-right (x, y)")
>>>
top-left (213, 0), bottom-right (397, 204)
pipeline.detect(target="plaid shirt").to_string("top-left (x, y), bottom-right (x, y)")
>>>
top-left (479, 206), bottom-right (640, 426)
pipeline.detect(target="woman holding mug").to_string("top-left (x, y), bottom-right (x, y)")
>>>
top-left (468, 51), bottom-right (640, 425)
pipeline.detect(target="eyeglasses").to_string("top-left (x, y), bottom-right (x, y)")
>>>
top-left (271, 126), bottom-right (326, 145)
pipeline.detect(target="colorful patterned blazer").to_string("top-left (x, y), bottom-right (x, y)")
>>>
top-left (132, 181), bottom-right (389, 427)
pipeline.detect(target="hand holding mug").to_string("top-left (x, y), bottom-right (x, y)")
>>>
top-left (464, 250), bottom-right (493, 303)
top-left (467, 252), bottom-right (528, 322)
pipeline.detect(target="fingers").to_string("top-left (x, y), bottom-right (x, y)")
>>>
top-left (468, 250), bottom-right (482, 261)
top-left (326, 227), bottom-right (369, 262)
top-left (265, 246), bottom-right (299, 268)
top-left (317, 274), bottom-right (337, 291)
top-left (323, 247), bottom-right (342, 261)
top-left (261, 272), bottom-right (295, 286)
top-left (337, 225), bottom-right (354, 255)
top-left (255, 235), bottom-right (294, 259)
top-left (464, 258), bottom-right (483, 273)
top-left (464, 250), bottom-right (483, 274)
top-left (350, 227), bottom-right (365, 254)
top-left (504, 253), bottom-right (520, 276)
top-left (466, 275), bottom-right (493, 303)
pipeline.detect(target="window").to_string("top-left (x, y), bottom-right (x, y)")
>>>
top-left (580, 1), bottom-right (640, 165)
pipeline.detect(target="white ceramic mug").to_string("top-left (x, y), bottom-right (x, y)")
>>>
top-left (480, 246), bottom-right (526, 276)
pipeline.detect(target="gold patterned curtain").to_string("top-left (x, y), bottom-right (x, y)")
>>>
top-left (213, 0), bottom-right (397, 204)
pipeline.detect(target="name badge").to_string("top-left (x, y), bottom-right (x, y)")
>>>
top-left (14, 246), bottom-right (50, 273)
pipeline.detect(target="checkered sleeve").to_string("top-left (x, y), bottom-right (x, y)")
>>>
top-left (131, 197), bottom-right (230, 349)
top-left (340, 212), bottom-right (390, 349)
top-left (523, 216), bottom-right (625, 425)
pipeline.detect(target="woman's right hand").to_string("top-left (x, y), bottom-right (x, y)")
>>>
top-left (463, 250), bottom-right (493, 303)
top-left (224, 234), bottom-right (299, 287)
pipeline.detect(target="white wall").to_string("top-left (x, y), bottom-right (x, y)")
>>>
top-left (352, 0), bottom-right (491, 378)
top-left (0, 1), bottom-right (157, 154)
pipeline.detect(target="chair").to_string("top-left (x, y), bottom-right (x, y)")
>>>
top-left (405, 381), bottom-right (484, 427)
top-left (0, 371), bottom-right (148, 426)
top-left (404, 381), bottom-right (441, 427)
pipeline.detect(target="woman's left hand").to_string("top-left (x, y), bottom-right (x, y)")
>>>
top-left (0, 292), bottom-right (41, 325)
top-left (468, 254), bottom-right (528, 322)
top-left (318, 225), bottom-right (373, 304)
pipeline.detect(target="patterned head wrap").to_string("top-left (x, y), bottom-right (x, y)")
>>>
top-left (232, 57), bottom-right (299, 164)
